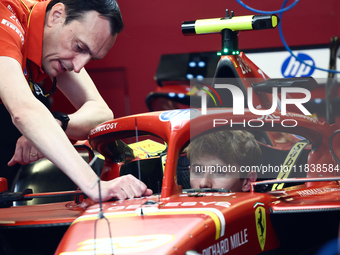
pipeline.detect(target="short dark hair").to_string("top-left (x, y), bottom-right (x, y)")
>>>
top-left (46, 0), bottom-right (124, 35)
top-left (188, 130), bottom-right (262, 167)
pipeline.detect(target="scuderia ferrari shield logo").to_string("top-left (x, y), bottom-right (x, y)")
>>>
top-left (255, 206), bottom-right (266, 251)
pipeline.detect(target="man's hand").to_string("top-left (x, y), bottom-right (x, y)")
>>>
top-left (95, 174), bottom-right (153, 202)
top-left (8, 136), bottom-right (44, 166)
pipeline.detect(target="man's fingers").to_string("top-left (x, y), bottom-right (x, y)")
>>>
top-left (8, 146), bottom-right (23, 166)
top-left (7, 136), bottom-right (43, 166)
top-left (129, 175), bottom-right (152, 198)
top-left (104, 175), bottom-right (153, 201)
top-left (29, 149), bottom-right (39, 161)
top-left (116, 176), bottom-right (141, 199)
top-left (21, 139), bottom-right (31, 164)
top-left (144, 189), bottom-right (153, 196)
top-left (37, 152), bottom-right (44, 159)
top-left (7, 156), bottom-right (16, 166)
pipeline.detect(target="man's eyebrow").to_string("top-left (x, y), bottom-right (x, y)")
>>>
top-left (191, 164), bottom-right (201, 168)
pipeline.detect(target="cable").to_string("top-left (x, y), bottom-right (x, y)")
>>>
top-left (236, 0), bottom-right (340, 74)
top-left (135, 118), bottom-right (144, 216)
top-left (235, 0), bottom-right (299, 14)
top-left (277, 0), bottom-right (340, 74)
top-left (90, 156), bottom-right (114, 255)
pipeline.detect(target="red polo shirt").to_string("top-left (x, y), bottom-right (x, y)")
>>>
top-left (0, 0), bottom-right (49, 84)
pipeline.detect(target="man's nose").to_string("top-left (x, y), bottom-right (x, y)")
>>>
top-left (72, 54), bottom-right (91, 73)
top-left (199, 176), bottom-right (212, 188)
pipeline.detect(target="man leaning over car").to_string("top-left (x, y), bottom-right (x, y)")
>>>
top-left (0, 0), bottom-right (152, 201)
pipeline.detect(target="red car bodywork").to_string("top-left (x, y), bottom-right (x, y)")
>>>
top-left (0, 13), bottom-right (339, 253)
top-left (55, 109), bottom-right (340, 254)
top-left (0, 109), bottom-right (340, 254)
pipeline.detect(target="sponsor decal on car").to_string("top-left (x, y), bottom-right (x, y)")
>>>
top-left (272, 140), bottom-right (309, 191)
top-left (159, 109), bottom-right (199, 122)
top-left (254, 205), bottom-right (266, 251)
top-left (202, 228), bottom-right (248, 255)
top-left (90, 122), bottom-right (118, 135)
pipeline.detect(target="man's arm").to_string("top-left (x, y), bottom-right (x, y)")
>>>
top-left (0, 56), bottom-right (152, 201)
top-left (54, 68), bottom-right (113, 140)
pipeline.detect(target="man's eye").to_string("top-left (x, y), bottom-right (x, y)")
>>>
top-left (216, 171), bottom-right (227, 175)
top-left (191, 167), bottom-right (203, 174)
top-left (77, 45), bottom-right (84, 52)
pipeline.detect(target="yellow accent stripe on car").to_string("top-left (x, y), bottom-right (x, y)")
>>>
top-left (272, 140), bottom-right (309, 191)
top-left (73, 208), bottom-right (225, 240)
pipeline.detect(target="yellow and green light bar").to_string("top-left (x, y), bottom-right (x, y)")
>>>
top-left (182, 14), bottom-right (279, 35)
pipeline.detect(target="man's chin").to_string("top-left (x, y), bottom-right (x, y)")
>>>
top-left (44, 68), bottom-right (59, 78)
top-left (42, 62), bottom-right (61, 77)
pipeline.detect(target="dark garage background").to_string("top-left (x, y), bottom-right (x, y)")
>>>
top-left (50, 0), bottom-right (340, 118)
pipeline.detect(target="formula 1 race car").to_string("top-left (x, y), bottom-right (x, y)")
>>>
top-left (1, 10), bottom-right (340, 255)
top-left (1, 108), bottom-right (340, 255)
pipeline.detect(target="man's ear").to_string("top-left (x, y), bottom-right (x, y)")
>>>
top-left (241, 171), bottom-right (257, 192)
top-left (46, 3), bottom-right (66, 28)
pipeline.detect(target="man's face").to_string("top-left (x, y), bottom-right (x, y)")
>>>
top-left (190, 155), bottom-right (244, 192)
top-left (43, 5), bottom-right (117, 77)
